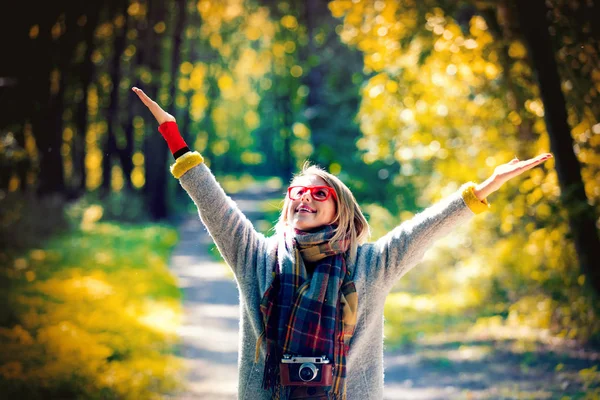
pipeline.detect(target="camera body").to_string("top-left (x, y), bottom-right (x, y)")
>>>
top-left (280, 354), bottom-right (332, 386)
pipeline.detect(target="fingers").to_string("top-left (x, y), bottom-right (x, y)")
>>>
top-left (527, 153), bottom-right (553, 166)
top-left (132, 87), bottom-right (154, 108)
top-left (131, 87), bottom-right (176, 124)
top-left (132, 86), bottom-right (160, 117)
top-left (511, 153), bottom-right (552, 166)
top-left (517, 153), bottom-right (553, 173)
top-left (527, 153), bottom-right (552, 162)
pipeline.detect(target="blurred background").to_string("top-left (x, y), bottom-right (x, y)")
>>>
top-left (1, 0), bottom-right (599, 398)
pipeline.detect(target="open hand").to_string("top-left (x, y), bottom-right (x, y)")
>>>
top-left (474, 153), bottom-right (553, 200)
top-left (131, 87), bottom-right (176, 125)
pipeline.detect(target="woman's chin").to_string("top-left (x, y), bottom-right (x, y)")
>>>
top-left (291, 219), bottom-right (317, 231)
top-left (292, 221), bottom-right (327, 232)
top-left (291, 213), bottom-right (334, 231)
top-left (292, 223), bottom-right (309, 231)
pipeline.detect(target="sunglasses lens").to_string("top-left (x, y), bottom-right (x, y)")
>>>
top-left (289, 187), bottom-right (305, 200)
top-left (312, 188), bottom-right (328, 201)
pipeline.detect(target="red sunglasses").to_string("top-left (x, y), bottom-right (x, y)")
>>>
top-left (287, 185), bottom-right (337, 202)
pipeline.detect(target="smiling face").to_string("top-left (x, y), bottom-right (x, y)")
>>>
top-left (286, 175), bottom-right (337, 231)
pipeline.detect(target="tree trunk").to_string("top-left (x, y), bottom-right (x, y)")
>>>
top-left (32, 9), bottom-right (66, 197)
top-left (179, 0), bottom-right (201, 148)
top-left (304, 0), bottom-right (329, 168)
top-left (168, 0), bottom-right (186, 119)
top-left (35, 4), bottom-right (84, 197)
top-left (142, 0), bottom-right (169, 220)
top-left (126, 0), bottom-right (150, 195)
top-left (51, 9), bottom-right (80, 190)
top-left (515, 0), bottom-right (600, 297)
top-left (103, 0), bottom-right (132, 195)
top-left (115, 0), bottom-right (135, 193)
top-left (73, 4), bottom-right (101, 196)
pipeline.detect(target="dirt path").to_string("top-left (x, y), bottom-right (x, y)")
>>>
top-left (169, 211), bottom-right (239, 399)
top-left (168, 189), bottom-right (278, 400)
top-left (168, 190), bottom-right (600, 399)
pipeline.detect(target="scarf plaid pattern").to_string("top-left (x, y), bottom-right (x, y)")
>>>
top-left (258, 225), bottom-right (358, 400)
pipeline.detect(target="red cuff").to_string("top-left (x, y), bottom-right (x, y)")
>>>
top-left (158, 121), bottom-right (188, 154)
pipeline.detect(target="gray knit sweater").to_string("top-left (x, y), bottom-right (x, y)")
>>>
top-left (175, 158), bottom-right (488, 400)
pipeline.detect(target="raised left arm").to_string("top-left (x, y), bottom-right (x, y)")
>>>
top-left (370, 152), bottom-right (553, 289)
top-left (472, 153), bottom-right (553, 200)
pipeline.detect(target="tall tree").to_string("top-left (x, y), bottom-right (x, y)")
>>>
top-left (125, 0), bottom-right (148, 195)
top-left (142, 0), bottom-right (169, 219)
top-left (30, 5), bottom-right (68, 197)
top-left (178, 6), bottom-right (198, 149)
top-left (303, 0), bottom-right (328, 168)
top-left (48, 8), bottom-right (80, 193)
top-left (514, 0), bottom-right (600, 297)
top-left (168, 0), bottom-right (186, 120)
top-left (103, 0), bottom-right (133, 195)
top-left (72, 3), bottom-right (102, 196)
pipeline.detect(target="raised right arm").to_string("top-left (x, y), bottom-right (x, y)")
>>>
top-left (132, 87), bottom-right (266, 279)
top-left (172, 147), bottom-right (267, 278)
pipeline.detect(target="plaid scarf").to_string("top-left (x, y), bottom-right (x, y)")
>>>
top-left (257, 225), bottom-right (358, 400)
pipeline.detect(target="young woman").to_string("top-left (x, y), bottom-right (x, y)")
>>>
top-left (132, 87), bottom-right (552, 400)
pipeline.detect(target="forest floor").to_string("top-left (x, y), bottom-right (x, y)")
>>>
top-left (167, 188), bottom-right (600, 400)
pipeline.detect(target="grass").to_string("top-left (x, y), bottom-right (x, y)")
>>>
top-left (0, 200), bottom-right (184, 399)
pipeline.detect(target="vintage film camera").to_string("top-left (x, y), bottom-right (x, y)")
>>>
top-left (280, 354), bottom-right (333, 386)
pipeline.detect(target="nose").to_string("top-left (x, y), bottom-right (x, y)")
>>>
top-left (300, 190), bottom-right (312, 202)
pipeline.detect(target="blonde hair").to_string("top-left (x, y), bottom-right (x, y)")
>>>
top-left (276, 161), bottom-right (371, 264)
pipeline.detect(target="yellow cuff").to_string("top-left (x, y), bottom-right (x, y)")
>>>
top-left (170, 151), bottom-right (204, 179)
top-left (461, 182), bottom-right (490, 214)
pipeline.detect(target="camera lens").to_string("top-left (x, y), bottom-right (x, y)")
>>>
top-left (299, 363), bottom-right (317, 382)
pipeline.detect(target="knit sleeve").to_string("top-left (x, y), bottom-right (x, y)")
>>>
top-left (165, 124), bottom-right (266, 281)
top-left (371, 182), bottom-right (486, 289)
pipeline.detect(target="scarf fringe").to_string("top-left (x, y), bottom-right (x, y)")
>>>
top-left (263, 351), bottom-right (280, 391)
top-left (326, 391), bottom-right (346, 400)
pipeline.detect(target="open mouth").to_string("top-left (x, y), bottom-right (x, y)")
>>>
top-left (296, 206), bottom-right (316, 213)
